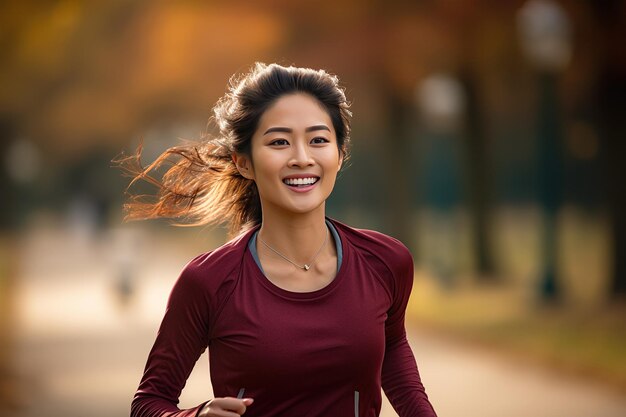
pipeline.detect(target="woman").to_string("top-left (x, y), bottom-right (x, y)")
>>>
top-left (122, 63), bottom-right (437, 417)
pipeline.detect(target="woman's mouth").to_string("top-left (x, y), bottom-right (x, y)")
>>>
top-left (283, 177), bottom-right (319, 188)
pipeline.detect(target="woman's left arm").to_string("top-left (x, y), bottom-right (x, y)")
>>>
top-left (381, 247), bottom-right (437, 417)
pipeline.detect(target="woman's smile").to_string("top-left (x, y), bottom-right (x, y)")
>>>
top-left (282, 174), bottom-right (320, 191)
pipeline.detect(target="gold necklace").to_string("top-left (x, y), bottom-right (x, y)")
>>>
top-left (258, 228), bottom-right (328, 271)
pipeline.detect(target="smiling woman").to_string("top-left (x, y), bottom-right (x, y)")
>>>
top-left (116, 63), bottom-right (437, 417)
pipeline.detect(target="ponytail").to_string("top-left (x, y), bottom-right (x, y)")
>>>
top-left (115, 138), bottom-right (261, 236)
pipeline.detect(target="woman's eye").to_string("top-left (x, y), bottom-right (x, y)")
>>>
top-left (311, 137), bottom-right (329, 144)
top-left (270, 139), bottom-right (289, 146)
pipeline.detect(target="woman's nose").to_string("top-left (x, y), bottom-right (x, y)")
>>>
top-left (288, 143), bottom-right (314, 167)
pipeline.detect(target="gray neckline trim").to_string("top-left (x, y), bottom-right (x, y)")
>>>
top-left (247, 219), bottom-right (343, 274)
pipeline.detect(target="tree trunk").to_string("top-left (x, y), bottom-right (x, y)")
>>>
top-left (460, 69), bottom-right (495, 280)
top-left (598, 70), bottom-right (626, 299)
top-left (592, 0), bottom-right (626, 300)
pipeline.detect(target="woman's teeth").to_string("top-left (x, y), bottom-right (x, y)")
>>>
top-left (284, 177), bottom-right (318, 186)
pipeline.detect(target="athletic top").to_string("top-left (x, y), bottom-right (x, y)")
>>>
top-left (131, 218), bottom-right (437, 417)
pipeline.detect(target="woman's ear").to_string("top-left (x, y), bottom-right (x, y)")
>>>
top-left (232, 153), bottom-right (254, 180)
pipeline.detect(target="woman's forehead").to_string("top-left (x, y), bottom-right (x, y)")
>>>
top-left (257, 93), bottom-right (333, 131)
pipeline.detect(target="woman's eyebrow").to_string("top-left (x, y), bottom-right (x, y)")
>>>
top-left (263, 125), bottom-right (330, 135)
top-left (264, 127), bottom-right (291, 135)
top-left (305, 125), bottom-right (331, 133)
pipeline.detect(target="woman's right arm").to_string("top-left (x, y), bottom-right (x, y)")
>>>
top-left (130, 260), bottom-right (213, 417)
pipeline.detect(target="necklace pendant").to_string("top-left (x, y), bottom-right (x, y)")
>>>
top-left (259, 228), bottom-right (328, 273)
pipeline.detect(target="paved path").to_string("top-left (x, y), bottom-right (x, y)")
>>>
top-left (5, 226), bottom-right (626, 417)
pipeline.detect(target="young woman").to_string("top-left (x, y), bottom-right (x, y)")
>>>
top-left (122, 63), bottom-right (437, 417)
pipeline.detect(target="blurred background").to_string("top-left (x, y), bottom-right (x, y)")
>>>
top-left (1, 0), bottom-right (625, 416)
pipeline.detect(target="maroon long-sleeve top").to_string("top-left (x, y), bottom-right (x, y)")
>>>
top-left (131, 218), bottom-right (437, 417)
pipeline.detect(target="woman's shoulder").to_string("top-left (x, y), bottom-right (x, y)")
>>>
top-left (177, 227), bottom-right (256, 292)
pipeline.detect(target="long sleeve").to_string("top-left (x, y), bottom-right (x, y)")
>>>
top-left (381, 247), bottom-right (437, 417)
top-left (131, 259), bottom-right (212, 417)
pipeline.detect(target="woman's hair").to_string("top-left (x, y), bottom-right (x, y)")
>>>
top-left (116, 63), bottom-right (352, 235)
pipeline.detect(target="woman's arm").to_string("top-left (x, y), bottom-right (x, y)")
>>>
top-left (381, 247), bottom-right (437, 417)
top-left (131, 261), bottom-right (212, 417)
top-left (382, 332), bottom-right (437, 417)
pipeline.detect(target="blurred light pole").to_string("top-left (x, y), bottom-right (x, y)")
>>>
top-left (416, 73), bottom-right (466, 286)
top-left (517, 0), bottom-right (572, 302)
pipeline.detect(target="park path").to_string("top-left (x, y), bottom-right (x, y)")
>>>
top-left (5, 224), bottom-right (626, 417)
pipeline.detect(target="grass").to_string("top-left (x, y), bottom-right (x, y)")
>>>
top-left (408, 274), bottom-right (626, 392)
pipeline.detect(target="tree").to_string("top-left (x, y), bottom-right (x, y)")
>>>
top-left (592, 0), bottom-right (626, 300)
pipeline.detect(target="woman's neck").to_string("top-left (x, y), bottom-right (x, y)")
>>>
top-left (258, 208), bottom-right (329, 265)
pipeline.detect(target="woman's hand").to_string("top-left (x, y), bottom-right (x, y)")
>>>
top-left (198, 397), bottom-right (254, 416)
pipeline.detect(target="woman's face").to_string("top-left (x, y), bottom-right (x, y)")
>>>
top-left (234, 93), bottom-right (343, 218)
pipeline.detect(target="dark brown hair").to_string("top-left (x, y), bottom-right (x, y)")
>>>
top-left (116, 63), bottom-right (352, 236)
